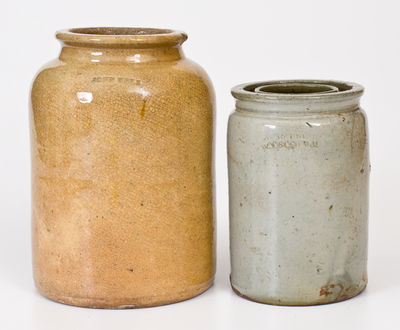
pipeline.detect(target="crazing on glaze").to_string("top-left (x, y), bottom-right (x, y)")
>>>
top-left (30, 27), bottom-right (215, 308)
top-left (228, 80), bottom-right (369, 305)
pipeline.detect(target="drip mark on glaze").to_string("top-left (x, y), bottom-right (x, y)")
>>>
top-left (140, 99), bottom-right (147, 119)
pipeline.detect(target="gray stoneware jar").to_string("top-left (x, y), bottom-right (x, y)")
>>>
top-left (227, 80), bottom-right (369, 305)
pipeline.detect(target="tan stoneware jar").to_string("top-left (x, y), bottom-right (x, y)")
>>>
top-left (30, 27), bottom-right (215, 308)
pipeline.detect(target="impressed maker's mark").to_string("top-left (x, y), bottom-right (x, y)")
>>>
top-left (92, 77), bottom-right (142, 85)
top-left (262, 134), bottom-right (319, 150)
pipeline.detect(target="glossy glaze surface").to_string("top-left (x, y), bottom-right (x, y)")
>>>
top-left (228, 80), bottom-right (369, 305)
top-left (30, 27), bottom-right (215, 308)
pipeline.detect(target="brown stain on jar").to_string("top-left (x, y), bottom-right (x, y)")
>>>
top-left (30, 27), bottom-right (215, 308)
top-left (140, 99), bottom-right (147, 119)
top-left (319, 281), bottom-right (367, 303)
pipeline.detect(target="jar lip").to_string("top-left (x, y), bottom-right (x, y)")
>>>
top-left (231, 80), bottom-right (364, 102)
top-left (56, 27), bottom-right (188, 48)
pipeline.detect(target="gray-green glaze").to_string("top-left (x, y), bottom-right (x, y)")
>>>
top-left (228, 80), bottom-right (369, 305)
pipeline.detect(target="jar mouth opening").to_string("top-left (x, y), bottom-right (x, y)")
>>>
top-left (232, 80), bottom-right (364, 102)
top-left (56, 27), bottom-right (188, 48)
top-left (254, 83), bottom-right (339, 95)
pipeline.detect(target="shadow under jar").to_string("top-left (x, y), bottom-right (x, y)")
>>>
top-left (228, 80), bottom-right (369, 305)
top-left (30, 27), bottom-right (215, 308)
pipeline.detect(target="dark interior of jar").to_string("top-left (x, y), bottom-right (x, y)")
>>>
top-left (257, 84), bottom-right (336, 94)
top-left (244, 81), bottom-right (353, 94)
top-left (69, 27), bottom-right (173, 36)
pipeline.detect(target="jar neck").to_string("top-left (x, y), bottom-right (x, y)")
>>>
top-left (56, 27), bottom-right (187, 64)
top-left (59, 45), bottom-right (185, 64)
top-left (234, 96), bottom-right (362, 115)
top-left (232, 80), bottom-right (364, 115)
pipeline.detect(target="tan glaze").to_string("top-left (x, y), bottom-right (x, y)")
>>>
top-left (30, 27), bottom-right (215, 308)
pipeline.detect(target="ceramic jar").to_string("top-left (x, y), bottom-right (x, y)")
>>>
top-left (228, 80), bottom-right (369, 305)
top-left (30, 27), bottom-right (215, 308)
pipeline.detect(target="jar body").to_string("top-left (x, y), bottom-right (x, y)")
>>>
top-left (30, 30), bottom-right (215, 308)
top-left (228, 96), bottom-right (369, 305)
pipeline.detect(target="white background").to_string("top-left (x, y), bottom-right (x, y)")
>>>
top-left (1, 0), bottom-right (399, 329)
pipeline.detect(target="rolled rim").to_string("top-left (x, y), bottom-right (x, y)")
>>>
top-left (232, 80), bottom-right (364, 102)
top-left (56, 27), bottom-right (188, 48)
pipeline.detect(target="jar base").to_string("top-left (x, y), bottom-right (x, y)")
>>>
top-left (230, 279), bottom-right (367, 306)
top-left (35, 278), bottom-right (214, 309)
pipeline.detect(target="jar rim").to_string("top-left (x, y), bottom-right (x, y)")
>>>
top-left (56, 27), bottom-right (188, 48)
top-left (231, 80), bottom-right (364, 102)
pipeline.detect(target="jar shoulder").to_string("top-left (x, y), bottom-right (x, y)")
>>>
top-left (175, 58), bottom-right (215, 101)
top-left (228, 109), bottom-right (368, 152)
top-left (228, 108), bottom-right (367, 128)
top-left (30, 58), bottom-right (63, 92)
top-left (31, 58), bottom-right (214, 102)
